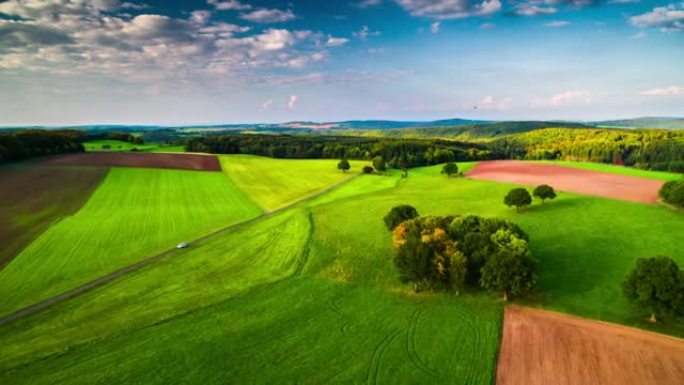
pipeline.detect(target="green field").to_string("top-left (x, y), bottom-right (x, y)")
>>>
top-left (1, 159), bottom-right (683, 384)
top-left (83, 140), bottom-right (185, 153)
top-left (0, 167), bottom-right (261, 315)
top-left (221, 155), bottom-right (366, 211)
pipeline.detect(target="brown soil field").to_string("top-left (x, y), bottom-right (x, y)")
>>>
top-left (0, 165), bottom-right (108, 269)
top-left (42, 152), bottom-right (221, 171)
top-left (497, 306), bottom-right (684, 385)
top-left (467, 161), bottom-right (664, 204)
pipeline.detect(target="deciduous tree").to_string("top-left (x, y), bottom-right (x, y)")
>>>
top-left (622, 256), bottom-right (684, 323)
top-left (533, 184), bottom-right (557, 203)
top-left (504, 188), bottom-right (532, 211)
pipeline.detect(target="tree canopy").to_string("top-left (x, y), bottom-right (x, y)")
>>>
top-left (622, 256), bottom-right (684, 323)
top-left (391, 214), bottom-right (536, 299)
top-left (533, 184), bottom-right (557, 203)
top-left (337, 159), bottom-right (350, 172)
top-left (383, 205), bottom-right (419, 231)
top-left (441, 162), bottom-right (459, 177)
top-left (504, 188), bottom-right (533, 211)
top-left (659, 180), bottom-right (684, 208)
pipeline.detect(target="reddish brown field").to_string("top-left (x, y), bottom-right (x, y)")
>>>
top-left (467, 161), bottom-right (664, 204)
top-left (0, 165), bottom-right (108, 269)
top-left (497, 306), bottom-right (684, 385)
top-left (43, 152), bottom-right (221, 171)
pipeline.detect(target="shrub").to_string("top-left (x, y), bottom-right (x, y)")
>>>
top-left (362, 165), bottom-right (374, 174)
top-left (504, 188), bottom-right (532, 211)
top-left (659, 180), bottom-right (684, 207)
top-left (383, 205), bottom-right (419, 231)
top-left (372, 156), bottom-right (386, 172)
top-left (533, 184), bottom-right (557, 203)
top-left (102, 144), bottom-right (111, 149)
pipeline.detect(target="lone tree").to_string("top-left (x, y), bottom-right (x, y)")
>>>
top-left (622, 256), bottom-right (684, 323)
top-left (383, 204), bottom-right (419, 231)
top-left (504, 188), bottom-right (532, 211)
top-left (441, 162), bottom-right (459, 178)
top-left (479, 229), bottom-right (537, 301)
top-left (659, 180), bottom-right (684, 208)
top-left (337, 158), bottom-right (351, 173)
top-left (533, 184), bottom-right (557, 203)
top-left (372, 156), bottom-right (387, 172)
top-left (362, 165), bottom-right (374, 174)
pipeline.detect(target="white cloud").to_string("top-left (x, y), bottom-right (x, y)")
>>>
top-left (0, 1), bottom-right (325, 82)
top-left (208, 0), bottom-right (252, 11)
top-left (478, 95), bottom-right (513, 110)
top-left (515, 4), bottom-right (557, 16)
top-left (241, 9), bottom-right (296, 23)
top-left (544, 20), bottom-right (571, 27)
top-left (326, 36), bottom-right (350, 47)
top-left (630, 4), bottom-right (684, 32)
top-left (261, 99), bottom-right (273, 110)
top-left (394, 0), bottom-right (501, 20)
top-left (353, 25), bottom-right (381, 40)
top-left (609, 0), bottom-right (640, 3)
top-left (639, 86), bottom-right (683, 95)
top-left (354, 0), bottom-right (383, 8)
top-left (547, 90), bottom-right (592, 106)
top-left (631, 31), bottom-right (646, 39)
top-left (430, 21), bottom-right (441, 33)
top-left (288, 95), bottom-right (298, 109)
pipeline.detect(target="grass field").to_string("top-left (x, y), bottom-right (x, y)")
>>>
top-left (0, 165), bottom-right (107, 268)
top-left (221, 155), bottom-right (366, 211)
top-left (0, 159), bottom-right (683, 384)
top-left (0, 167), bottom-right (261, 315)
top-left (83, 140), bottom-right (185, 153)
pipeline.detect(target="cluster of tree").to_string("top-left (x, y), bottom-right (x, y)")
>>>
top-left (0, 130), bottom-right (84, 164)
top-left (441, 162), bottom-right (460, 177)
top-left (622, 256), bottom-right (684, 323)
top-left (185, 135), bottom-right (497, 169)
top-left (504, 185), bottom-right (557, 211)
top-left (490, 128), bottom-right (684, 173)
top-left (386, 206), bottom-right (537, 300)
top-left (82, 132), bottom-right (143, 144)
top-left (659, 179), bottom-right (684, 208)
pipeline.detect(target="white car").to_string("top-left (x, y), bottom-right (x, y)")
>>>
top-left (176, 242), bottom-right (189, 249)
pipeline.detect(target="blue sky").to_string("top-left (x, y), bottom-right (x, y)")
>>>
top-left (1, 0), bottom-right (683, 125)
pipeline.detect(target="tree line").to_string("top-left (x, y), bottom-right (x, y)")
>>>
top-left (186, 135), bottom-right (497, 169)
top-left (0, 130), bottom-right (84, 164)
top-left (490, 128), bottom-right (684, 172)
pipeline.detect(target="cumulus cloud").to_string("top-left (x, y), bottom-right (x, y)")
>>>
top-left (478, 95), bottom-right (513, 109)
top-left (630, 3), bottom-right (684, 32)
top-left (515, 4), bottom-right (557, 16)
top-left (288, 95), bottom-right (298, 109)
top-left (208, 0), bottom-right (252, 11)
top-left (430, 21), bottom-right (441, 33)
top-left (639, 86), bottom-right (683, 95)
top-left (326, 36), bottom-right (349, 47)
top-left (513, 0), bottom-right (599, 16)
top-left (544, 20), bottom-right (571, 27)
top-left (261, 99), bottom-right (273, 110)
top-left (241, 8), bottom-right (296, 23)
top-left (394, 0), bottom-right (502, 19)
top-left (0, 0), bottom-right (325, 82)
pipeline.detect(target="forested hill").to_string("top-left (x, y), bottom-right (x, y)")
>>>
top-left (593, 117), bottom-right (684, 130)
top-left (331, 121), bottom-right (593, 140)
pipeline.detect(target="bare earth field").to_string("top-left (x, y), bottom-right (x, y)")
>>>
top-left (467, 161), bottom-right (664, 204)
top-left (0, 165), bottom-right (108, 269)
top-left (497, 306), bottom-right (684, 385)
top-left (43, 152), bottom-right (221, 171)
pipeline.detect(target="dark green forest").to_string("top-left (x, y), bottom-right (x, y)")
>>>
top-left (0, 131), bottom-right (84, 164)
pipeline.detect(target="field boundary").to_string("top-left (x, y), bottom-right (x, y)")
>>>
top-left (0, 173), bottom-right (361, 325)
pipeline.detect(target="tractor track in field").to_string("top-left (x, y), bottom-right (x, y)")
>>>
top-left (0, 173), bottom-right (361, 326)
top-left (366, 330), bottom-right (401, 385)
top-left (405, 309), bottom-right (439, 378)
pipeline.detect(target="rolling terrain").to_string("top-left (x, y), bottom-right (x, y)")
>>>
top-left (0, 153), bottom-right (682, 384)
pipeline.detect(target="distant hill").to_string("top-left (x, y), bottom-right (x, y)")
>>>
top-left (331, 121), bottom-right (594, 140)
top-left (593, 117), bottom-right (684, 130)
top-left (330, 118), bottom-right (487, 130)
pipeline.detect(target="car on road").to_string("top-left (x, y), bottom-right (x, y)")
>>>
top-left (176, 242), bottom-right (189, 249)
